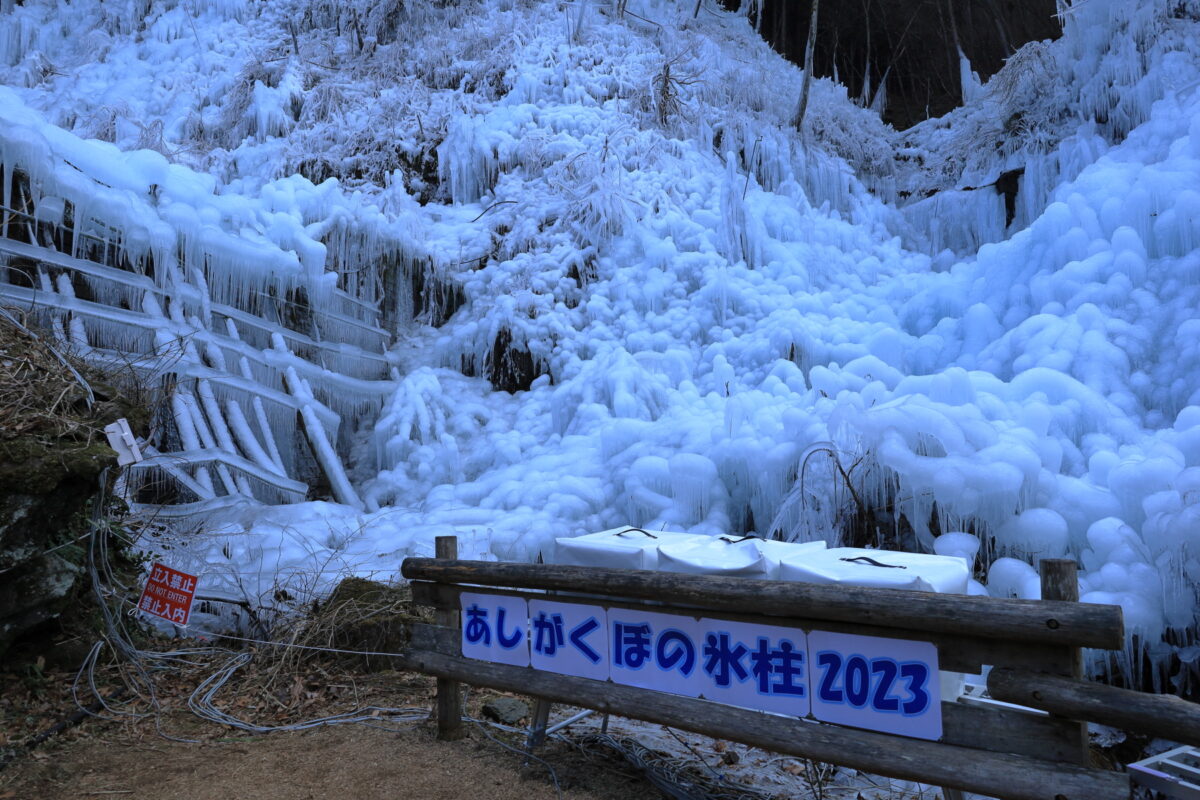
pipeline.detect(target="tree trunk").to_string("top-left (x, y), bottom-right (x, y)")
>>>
top-left (793, 0), bottom-right (821, 133)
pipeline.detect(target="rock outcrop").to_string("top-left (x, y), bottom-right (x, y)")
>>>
top-left (0, 311), bottom-right (141, 657)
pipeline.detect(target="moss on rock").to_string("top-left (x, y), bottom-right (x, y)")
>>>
top-left (0, 311), bottom-right (148, 658)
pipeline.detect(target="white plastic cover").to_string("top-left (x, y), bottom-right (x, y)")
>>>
top-left (656, 535), bottom-right (826, 579)
top-left (778, 547), bottom-right (970, 594)
top-left (553, 526), bottom-right (708, 570)
top-left (757, 538), bottom-right (830, 579)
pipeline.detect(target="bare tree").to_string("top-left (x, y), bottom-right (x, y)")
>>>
top-left (793, 0), bottom-right (820, 134)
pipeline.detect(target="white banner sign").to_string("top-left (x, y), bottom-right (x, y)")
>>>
top-left (529, 599), bottom-right (609, 681)
top-left (461, 592), bottom-right (530, 667)
top-left (698, 618), bottom-right (811, 719)
top-left (459, 593), bottom-right (941, 740)
top-left (809, 630), bottom-right (941, 740)
top-left (609, 609), bottom-right (703, 697)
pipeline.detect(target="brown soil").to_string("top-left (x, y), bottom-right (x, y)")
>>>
top-left (0, 667), bottom-right (647, 800)
top-left (1, 722), bottom-right (633, 800)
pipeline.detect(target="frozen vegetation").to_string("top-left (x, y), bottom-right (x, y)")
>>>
top-left (2, 0), bottom-right (1200, 692)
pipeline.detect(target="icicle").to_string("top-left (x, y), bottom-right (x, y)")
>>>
top-left (283, 366), bottom-right (363, 510)
top-left (224, 398), bottom-right (278, 475)
top-left (959, 50), bottom-right (982, 104)
top-left (170, 393), bottom-right (215, 495)
top-left (179, 390), bottom-right (240, 496)
top-left (136, 444), bottom-right (216, 501)
top-left (68, 315), bottom-right (89, 350)
top-left (235, 352), bottom-right (286, 471)
top-left (197, 379), bottom-right (254, 496)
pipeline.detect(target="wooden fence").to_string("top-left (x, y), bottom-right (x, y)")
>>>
top-left (395, 538), bottom-right (1200, 800)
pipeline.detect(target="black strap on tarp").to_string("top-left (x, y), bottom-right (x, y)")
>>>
top-left (839, 555), bottom-right (907, 569)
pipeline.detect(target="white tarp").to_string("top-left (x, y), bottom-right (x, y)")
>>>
top-left (553, 526), bottom-right (709, 570)
top-left (778, 547), bottom-right (970, 594)
top-left (656, 535), bottom-right (826, 579)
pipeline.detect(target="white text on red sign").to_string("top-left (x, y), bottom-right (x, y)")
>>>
top-left (138, 563), bottom-right (198, 626)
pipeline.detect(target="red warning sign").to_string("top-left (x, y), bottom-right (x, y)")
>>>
top-left (137, 563), bottom-right (198, 626)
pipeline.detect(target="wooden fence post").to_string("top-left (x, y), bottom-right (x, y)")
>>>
top-left (1039, 558), bottom-right (1088, 764)
top-left (434, 535), bottom-right (464, 740)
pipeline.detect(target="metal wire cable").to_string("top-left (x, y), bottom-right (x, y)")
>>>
top-left (81, 470), bottom-right (230, 742)
top-left (186, 651), bottom-right (430, 733)
top-left (77, 468), bottom-right (431, 741)
top-left (77, 473), bottom-right (794, 799)
top-left (463, 714), bottom-right (563, 800)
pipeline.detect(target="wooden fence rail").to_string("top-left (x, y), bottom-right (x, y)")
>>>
top-left (390, 647), bottom-right (1129, 800)
top-left (400, 558), bottom-right (1125, 649)
top-left (989, 667), bottom-right (1200, 747)
top-left (394, 548), bottom-right (1184, 800)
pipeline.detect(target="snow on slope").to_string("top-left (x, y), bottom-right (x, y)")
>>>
top-left (3, 0), bottom-right (1200, 689)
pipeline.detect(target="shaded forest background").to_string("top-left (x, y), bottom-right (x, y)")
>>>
top-left (723, 0), bottom-right (1061, 128)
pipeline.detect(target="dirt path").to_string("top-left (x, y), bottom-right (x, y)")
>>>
top-left (0, 667), bottom-right (644, 800)
top-left (2, 721), bottom-right (634, 800)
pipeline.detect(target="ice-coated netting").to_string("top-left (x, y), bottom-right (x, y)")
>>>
top-left (0, 88), bottom-right (395, 510)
